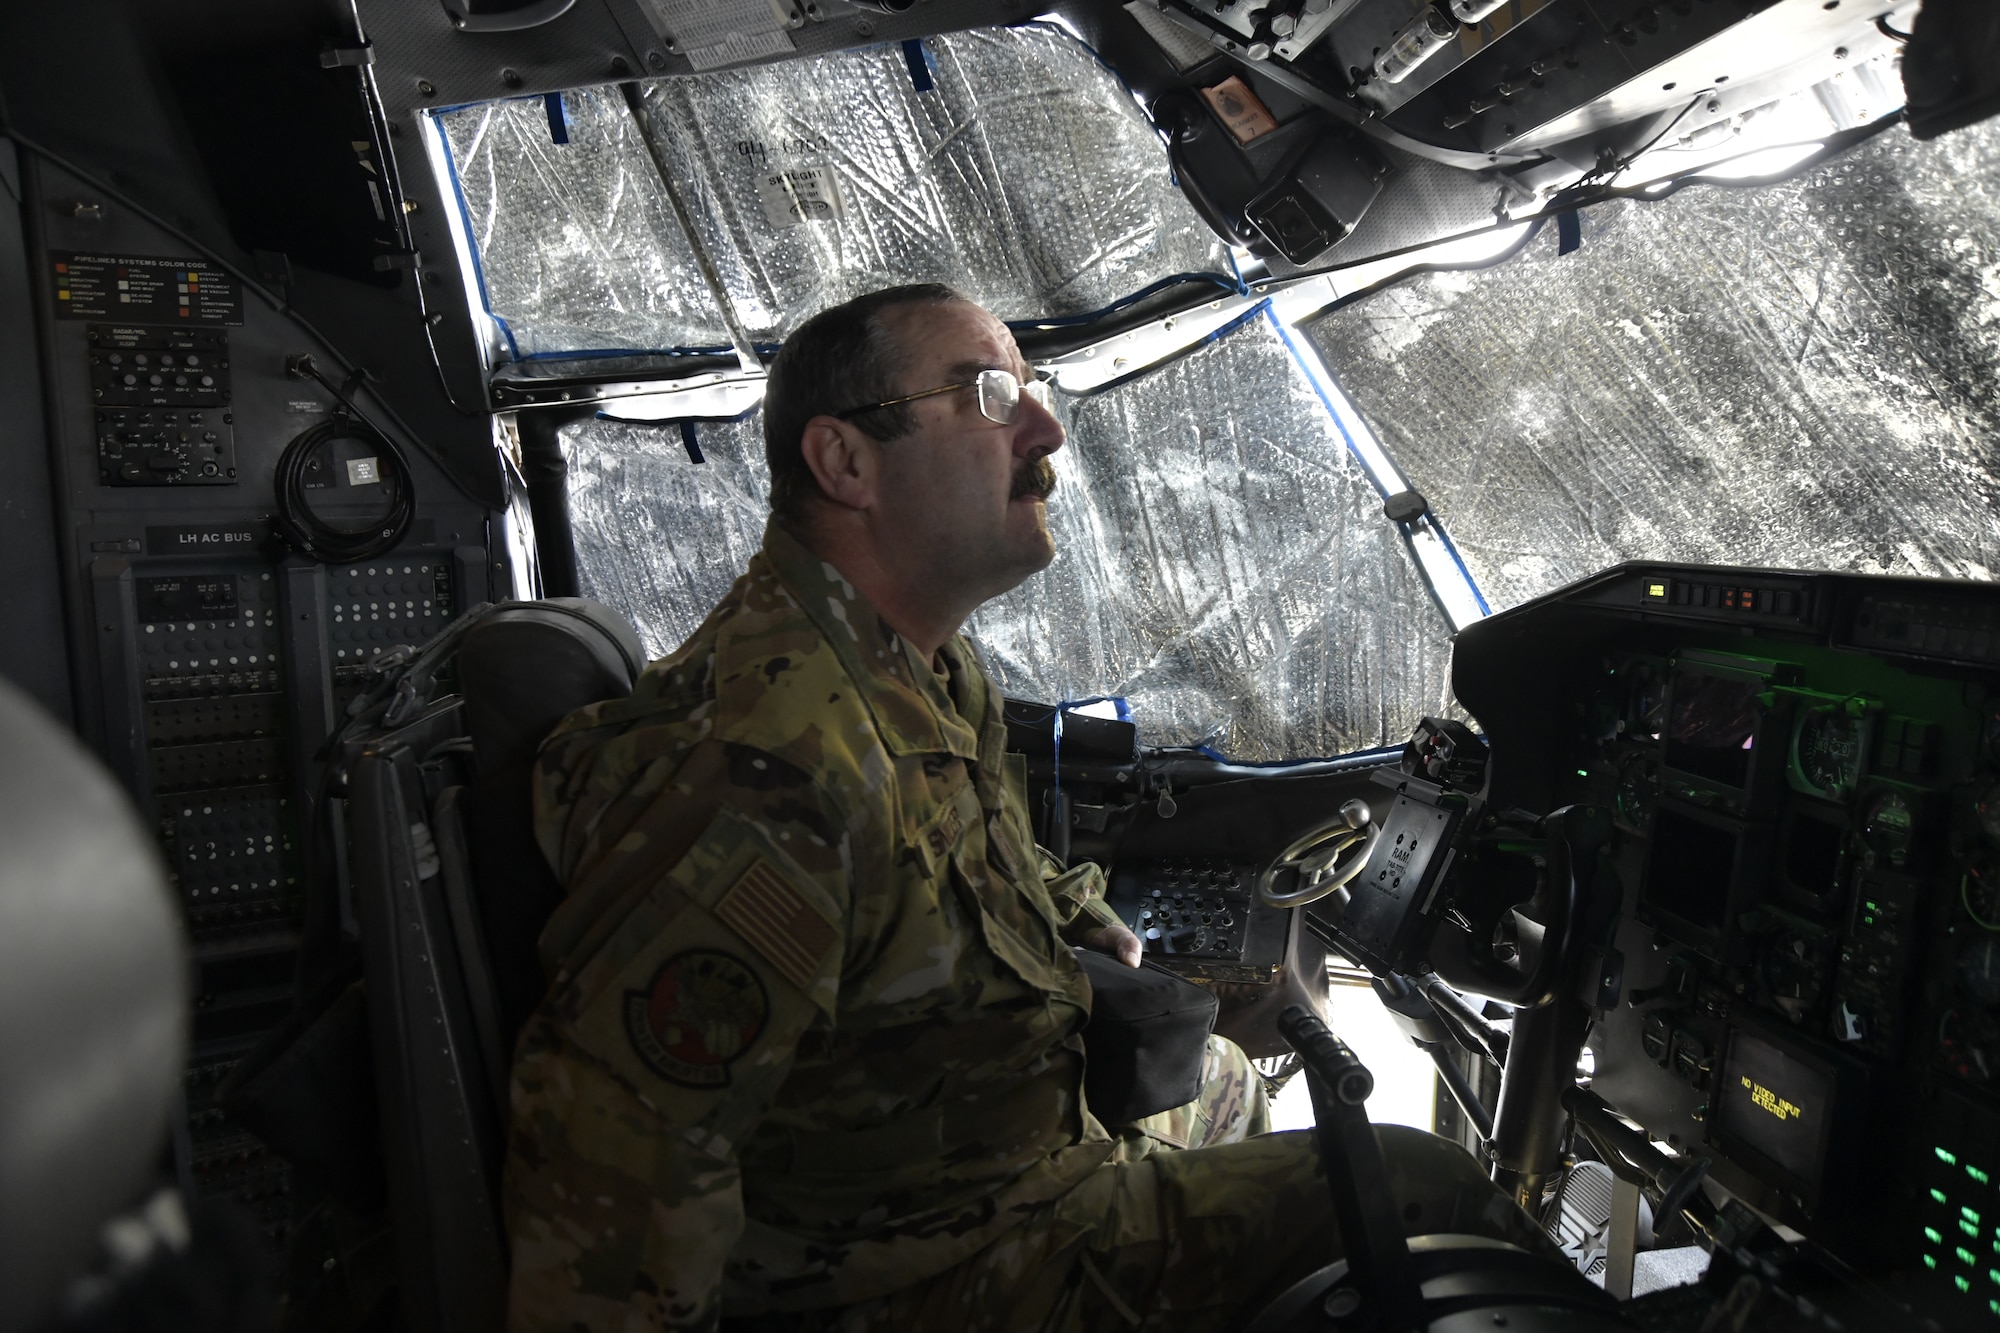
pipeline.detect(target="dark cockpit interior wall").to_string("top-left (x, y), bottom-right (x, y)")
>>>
top-left (0, 0), bottom-right (525, 1281)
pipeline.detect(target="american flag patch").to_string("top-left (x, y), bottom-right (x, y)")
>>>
top-left (715, 859), bottom-right (838, 991)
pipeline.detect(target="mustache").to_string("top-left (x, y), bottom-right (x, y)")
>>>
top-left (1011, 455), bottom-right (1058, 502)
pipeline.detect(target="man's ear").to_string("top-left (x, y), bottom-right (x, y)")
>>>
top-left (799, 416), bottom-right (879, 512)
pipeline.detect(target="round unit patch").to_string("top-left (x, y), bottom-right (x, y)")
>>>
top-left (624, 949), bottom-right (770, 1088)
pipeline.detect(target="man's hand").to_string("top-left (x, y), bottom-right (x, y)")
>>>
top-left (1080, 922), bottom-right (1142, 968)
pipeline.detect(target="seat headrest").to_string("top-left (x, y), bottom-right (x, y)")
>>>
top-left (455, 598), bottom-right (647, 779)
top-left (0, 680), bottom-right (186, 1333)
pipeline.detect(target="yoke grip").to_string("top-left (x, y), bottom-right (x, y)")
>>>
top-left (1277, 1005), bottom-right (1375, 1106)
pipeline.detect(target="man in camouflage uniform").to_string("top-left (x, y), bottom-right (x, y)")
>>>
top-left (506, 286), bottom-right (1544, 1331)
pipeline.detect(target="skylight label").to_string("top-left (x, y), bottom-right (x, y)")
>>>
top-left (757, 166), bottom-right (845, 229)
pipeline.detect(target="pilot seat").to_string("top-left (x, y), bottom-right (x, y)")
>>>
top-left (224, 597), bottom-right (645, 1333)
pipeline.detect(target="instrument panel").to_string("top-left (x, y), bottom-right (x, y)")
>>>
top-left (1446, 565), bottom-right (2000, 1328)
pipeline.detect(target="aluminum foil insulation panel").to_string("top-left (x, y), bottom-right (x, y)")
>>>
top-left (563, 414), bottom-right (775, 658)
top-left (562, 317), bottom-right (1456, 762)
top-left (968, 314), bottom-right (1456, 761)
top-left (1304, 121), bottom-right (2000, 612)
top-left (635, 26), bottom-right (1230, 339)
top-left (437, 87), bottom-right (733, 358)
top-left (439, 26), bottom-right (1230, 360)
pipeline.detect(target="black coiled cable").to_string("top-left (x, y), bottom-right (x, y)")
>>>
top-left (271, 412), bottom-right (415, 563)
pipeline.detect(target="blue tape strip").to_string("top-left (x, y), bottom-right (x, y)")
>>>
top-left (1051, 704), bottom-right (1063, 808)
top-left (1422, 516), bottom-right (1492, 616)
top-left (902, 38), bottom-right (935, 93)
top-left (1557, 209), bottom-right (1582, 255)
top-left (545, 92), bottom-right (570, 145)
top-left (679, 421), bottom-right (705, 463)
top-left (1263, 306), bottom-right (1387, 500)
top-left (1264, 305), bottom-right (1491, 617)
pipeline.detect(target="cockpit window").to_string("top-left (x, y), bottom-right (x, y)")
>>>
top-left (450, 22), bottom-right (1999, 762)
top-left (435, 25), bottom-right (1232, 363)
top-left (438, 85), bottom-right (733, 359)
top-left (562, 314), bottom-right (1459, 762)
top-left (1304, 120), bottom-right (2000, 611)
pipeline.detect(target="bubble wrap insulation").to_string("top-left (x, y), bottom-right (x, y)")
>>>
top-left (439, 26), bottom-right (1230, 359)
top-left (562, 317), bottom-right (1456, 762)
top-left (635, 26), bottom-right (1229, 338)
top-left (1304, 122), bottom-right (2000, 613)
top-left (436, 88), bottom-right (733, 358)
top-left (564, 413), bottom-right (775, 658)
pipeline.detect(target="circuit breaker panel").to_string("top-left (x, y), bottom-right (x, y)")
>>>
top-left (30, 160), bottom-right (505, 1252)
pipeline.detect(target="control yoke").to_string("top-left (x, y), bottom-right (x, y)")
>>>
top-left (1257, 798), bottom-right (1379, 910)
top-left (1429, 804), bottom-right (1612, 1008)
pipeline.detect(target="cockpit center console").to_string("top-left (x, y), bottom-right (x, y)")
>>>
top-left (1291, 564), bottom-right (2000, 1328)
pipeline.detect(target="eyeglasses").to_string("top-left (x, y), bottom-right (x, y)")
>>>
top-left (835, 367), bottom-right (1055, 427)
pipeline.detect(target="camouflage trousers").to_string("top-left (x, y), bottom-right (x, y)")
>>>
top-left (1110, 1034), bottom-right (1271, 1162)
top-left (773, 1043), bottom-right (1546, 1333)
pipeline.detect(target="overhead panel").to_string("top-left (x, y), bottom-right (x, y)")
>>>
top-left (562, 313), bottom-right (1458, 762)
top-left (1304, 119), bottom-right (2000, 612)
top-left (436, 24), bottom-right (1233, 362)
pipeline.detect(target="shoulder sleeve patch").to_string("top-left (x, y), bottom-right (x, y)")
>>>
top-left (623, 948), bottom-right (770, 1088)
top-left (715, 858), bottom-right (840, 992)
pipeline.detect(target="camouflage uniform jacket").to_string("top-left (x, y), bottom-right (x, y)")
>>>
top-left (506, 520), bottom-right (1130, 1332)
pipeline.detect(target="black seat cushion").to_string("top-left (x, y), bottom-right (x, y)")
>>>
top-left (455, 600), bottom-right (644, 1045)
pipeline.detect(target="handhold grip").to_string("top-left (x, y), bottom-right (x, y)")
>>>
top-left (1278, 1004), bottom-right (1425, 1332)
top-left (1276, 1006), bottom-right (1375, 1106)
